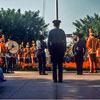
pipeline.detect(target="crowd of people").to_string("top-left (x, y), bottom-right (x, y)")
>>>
top-left (0, 19), bottom-right (100, 83)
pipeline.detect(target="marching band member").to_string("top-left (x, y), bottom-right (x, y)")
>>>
top-left (21, 42), bottom-right (24, 58)
top-left (97, 40), bottom-right (100, 64)
top-left (5, 38), bottom-right (10, 49)
top-left (30, 40), bottom-right (36, 64)
top-left (2, 35), bottom-right (5, 43)
top-left (8, 39), bottom-right (10, 42)
top-left (0, 38), bottom-right (7, 73)
top-left (87, 29), bottom-right (99, 73)
top-left (17, 42), bottom-right (24, 64)
top-left (17, 45), bottom-right (22, 64)
top-left (24, 42), bottom-right (30, 63)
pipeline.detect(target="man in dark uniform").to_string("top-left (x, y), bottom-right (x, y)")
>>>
top-left (48, 20), bottom-right (66, 83)
top-left (36, 35), bottom-right (48, 75)
top-left (72, 34), bottom-right (86, 75)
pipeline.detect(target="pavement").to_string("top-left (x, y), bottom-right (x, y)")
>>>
top-left (0, 71), bottom-right (100, 100)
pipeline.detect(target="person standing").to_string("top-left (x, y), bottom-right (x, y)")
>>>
top-left (36, 35), bottom-right (48, 75)
top-left (72, 34), bottom-right (86, 75)
top-left (0, 39), bottom-right (7, 73)
top-left (17, 45), bottom-right (22, 64)
top-left (30, 41), bottom-right (35, 64)
top-left (87, 29), bottom-right (99, 73)
top-left (48, 20), bottom-right (66, 83)
top-left (23, 42), bottom-right (30, 63)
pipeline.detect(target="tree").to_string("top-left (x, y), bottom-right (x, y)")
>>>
top-left (0, 8), bottom-right (48, 45)
top-left (73, 13), bottom-right (100, 40)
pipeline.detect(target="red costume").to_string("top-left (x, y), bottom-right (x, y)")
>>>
top-left (87, 29), bottom-right (99, 72)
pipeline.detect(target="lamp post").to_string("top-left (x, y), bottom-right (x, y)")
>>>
top-left (55, 0), bottom-right (58, 20)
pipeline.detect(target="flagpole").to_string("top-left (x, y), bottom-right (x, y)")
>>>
top-left (43, 0), bottom-right (45, 20)
top-left (55, 0), bottom-right (58, 20)
top-left (42, 0), bottom-right (46, 35)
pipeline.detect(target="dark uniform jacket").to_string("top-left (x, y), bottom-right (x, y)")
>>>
top-left (72, 40), bottom-right (86, 62)
top-left (48, 28), bottom-right (66, 62)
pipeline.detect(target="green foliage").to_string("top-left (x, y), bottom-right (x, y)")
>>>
top-left (0, 8), bottom-right (48, 44)
top-left (73, 13), bottom-right (100, 40)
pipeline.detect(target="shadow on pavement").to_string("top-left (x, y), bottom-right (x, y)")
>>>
top-left (0, 74), bottom-right (100, 99)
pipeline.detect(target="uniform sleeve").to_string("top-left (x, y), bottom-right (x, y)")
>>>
top-left (83, 42), bottom-right (86, 54)
top-left (48, 31), bottom-right (52, 53)
top-left (72, 43), bottom-right (76, 55)
top-left (63, 32), bottom-right (66, 52)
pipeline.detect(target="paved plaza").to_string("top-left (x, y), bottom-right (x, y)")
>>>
top-left (0, 71), bottom-right (100, 99)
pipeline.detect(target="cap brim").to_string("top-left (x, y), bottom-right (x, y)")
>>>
top-left (53, 20), bottom-right (61, 24)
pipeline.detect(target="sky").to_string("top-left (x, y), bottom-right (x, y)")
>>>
top-left (0, 0), bottom-right (100, 35)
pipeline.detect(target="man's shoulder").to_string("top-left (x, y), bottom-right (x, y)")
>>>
top-left (59, 28), bottom-right (65, 32)
top-left (50, 28), bottom-right (65, 32)
top-left (49, 29), bottom-right (55, 33)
